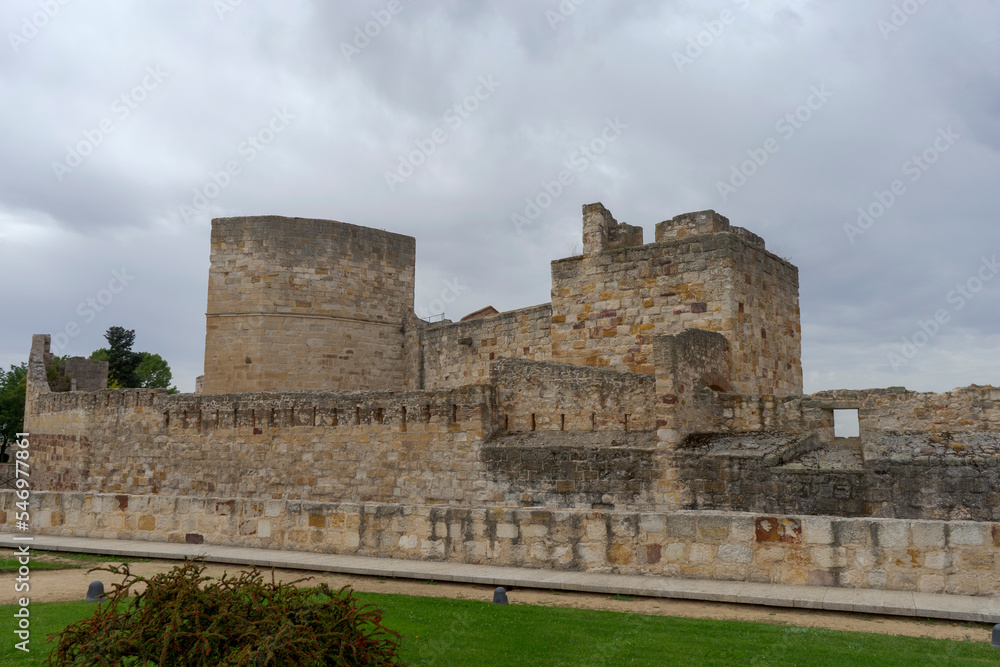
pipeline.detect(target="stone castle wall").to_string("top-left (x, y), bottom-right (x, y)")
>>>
top-left (548, 206), bottom-right (801, 396)
top-left (26, 383), bottom-right (493, 505)
top-left (7, 491), bottom-right (1000, 597)
top-left (202, 216), bottom-right (415, 393)
top-left (15, 203), bottom-right (1000, 599)
top-left (418, 304), bottom-right (553, 389)
top-left (201, 204), bottom-right (802, 397)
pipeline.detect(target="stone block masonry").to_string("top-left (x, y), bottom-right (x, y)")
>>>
top-left (549, 206), bottom-right (801, 396)
top-left (195, 204), bottom-right (800, 397)
top-left (202, 215), bottom-right (415, 394)
top-left (7, 491), bottom-right (1000, 597)
top-left (15, 200), bottom-right (1000, 600)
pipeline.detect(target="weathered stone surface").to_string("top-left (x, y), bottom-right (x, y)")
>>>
top-left (7, 492), bottom-right (1000, 597)
top-left (14, 204), bottom-right (1000, 599)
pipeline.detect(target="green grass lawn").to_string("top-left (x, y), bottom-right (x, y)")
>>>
top-left (0, 558), bottom-right (80, 573)
top-left (0, 591), bottom-right (996, 665)
top-left (0, 550), bottom-right (150, 573)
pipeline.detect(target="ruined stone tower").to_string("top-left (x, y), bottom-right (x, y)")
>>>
top-left (202, 215), bottom-right (416, 393)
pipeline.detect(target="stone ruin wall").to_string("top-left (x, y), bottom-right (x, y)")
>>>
top-left (11, 204), bottom-right (1000, 598)
top-left (6, 492), bottom-right (1000, 597)
top-left (17, 332), bottom-right (1000, 597)
top-left (676, 385), bottom-right (1000, 521)
top-left (202, 216), bottom-right (416, 394)
top-left (416, 204), bottom-right (801, 396)
top-left (417, 304), bottom-right (553, 389)
top-left (24, 334), bottom-right (670, 512)
top-left (548, 205), bottom-right (801, 397)
top-left (24, 331), bottom-right (1000, 523)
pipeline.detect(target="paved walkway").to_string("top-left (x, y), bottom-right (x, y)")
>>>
top-left (3, 534), bottom-right (998, 624)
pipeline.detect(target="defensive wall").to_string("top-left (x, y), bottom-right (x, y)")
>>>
top-left (200, 205), bottom-right (802, 397)
top-left (10, 205), bottom-right (1000, 598)
top-left (202, 216), bottom-right (416, 394)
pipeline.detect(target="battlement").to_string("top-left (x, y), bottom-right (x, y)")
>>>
top-left (654, 210), bottom-right (766, 249)
top-left (581, 202), bottom-right (644, 255)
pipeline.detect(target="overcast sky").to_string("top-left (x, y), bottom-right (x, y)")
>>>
top-left (1, 1), bottom-right (998, 394)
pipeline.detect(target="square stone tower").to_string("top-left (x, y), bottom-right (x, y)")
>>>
top-left (202, 215), bottom-right (415, 393)
top-left (549, 204), bottom-right (801, 395)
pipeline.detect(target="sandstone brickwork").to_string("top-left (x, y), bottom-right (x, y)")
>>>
top-left (202, 216), bottom-right (415, 393)
top-left (8, 491), bottom-right (1000, 596)
top-left (14, 201), bottom-right (1000, 598)
top-left (549, 207), bottom-right (801, 395)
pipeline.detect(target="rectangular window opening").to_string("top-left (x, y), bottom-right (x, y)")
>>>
top-left (834, 409), bottom-right (860, 438)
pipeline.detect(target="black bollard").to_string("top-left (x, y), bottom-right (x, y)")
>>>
top-left (492, 587), bottom-right (509, 604)
top-left (85, 581), bottom-right (105, 602)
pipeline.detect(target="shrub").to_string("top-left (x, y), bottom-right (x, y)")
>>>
top-left (46, 560), bottom-right (401, 666)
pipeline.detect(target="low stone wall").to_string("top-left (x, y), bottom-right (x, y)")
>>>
top-left (5, 491), bottom-right (999, 597)
top-left (419, 304), bottom-right (553, 390)
top-left (492, 357), bottom-right (655, 433)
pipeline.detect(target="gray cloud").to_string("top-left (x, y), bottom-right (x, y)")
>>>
top-left (1, 0), bottom-right (998, 393)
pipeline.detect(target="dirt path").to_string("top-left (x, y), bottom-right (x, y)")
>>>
top-left (0, 549), bottom-right (990, 643)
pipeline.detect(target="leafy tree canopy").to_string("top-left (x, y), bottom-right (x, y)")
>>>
top-left (136, 352), bottom-right (173, 389)
top-left (93, 329), bottom-right (178, 392)
top-left (104, 326), bottom-right (142, 388)
top-left (0, 363), bottom-right (27, 451)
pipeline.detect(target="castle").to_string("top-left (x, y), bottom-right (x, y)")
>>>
top-left (9, 203), bottom-right (1000, 597)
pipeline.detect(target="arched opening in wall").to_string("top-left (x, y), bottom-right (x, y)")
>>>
top-left (700, 372), bottom-right (731, 393)
top-left (834, 409), bottom-right (860, 438)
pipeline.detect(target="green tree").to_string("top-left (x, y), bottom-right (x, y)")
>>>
top-left (103, 327), bottom-right (142, 388)
top-left (136, 352), bottom-right (173, 389)
top-left (0, 363), bottom-right (28, 458)
top-left (93, 335), bottom-right (178, 392)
